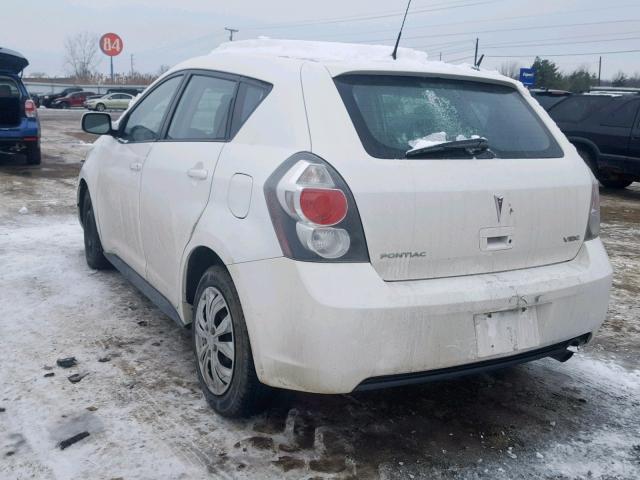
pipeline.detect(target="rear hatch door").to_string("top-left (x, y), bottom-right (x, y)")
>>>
top-left (0, 48), bottom-right (28, 74)
top-left (305, 69), bottom-right (591, 281)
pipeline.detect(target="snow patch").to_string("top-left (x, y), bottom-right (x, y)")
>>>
top-left (407, 132), bottom-right (481, 153)
top-left (213, 38), bottom-right (430, 65)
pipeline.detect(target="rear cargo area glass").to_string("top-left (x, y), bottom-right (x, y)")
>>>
top-left (335, 75), bottom-right (563, 159)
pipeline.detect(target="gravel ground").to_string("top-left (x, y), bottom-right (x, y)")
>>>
top-left (1, 109), bottom-right (639, 480)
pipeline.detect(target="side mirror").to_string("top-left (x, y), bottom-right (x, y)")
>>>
top-left (82, 112), bottom-right (113, 135)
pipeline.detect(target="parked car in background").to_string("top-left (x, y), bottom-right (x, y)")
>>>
top-left (548, 92), bottom-right (640, 188)
top-left (0, 47), bottom-right (40, 164)
top-left (106, 87), bottom-right (144, 96)
top-left (27, 91), bottom-right (41, 107)
top-left (78, 40), bottom-right (612, 418)
top-left (40, 86), bottom-right (83, 108)
top-left (85, 92), bottom-right (133, 111)
top-left (51, 91), bottom-right (96, 109)
top-left (531, 89), bottom-right (572, 110)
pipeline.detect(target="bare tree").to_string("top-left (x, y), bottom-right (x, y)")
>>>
top-left (64, 32), bottom-right (100, 81)
top-left (612, 71), bottom-right (628, 87)
top-left (157, 64), bottom-right (171, 76)
top-left (499, 61), bottom-right (520, 79)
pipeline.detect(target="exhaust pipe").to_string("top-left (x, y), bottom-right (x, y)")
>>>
top-left (550, 333), bottom-right (592, 363)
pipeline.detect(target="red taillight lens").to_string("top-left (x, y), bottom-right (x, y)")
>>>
top-left (25, 99), bottom-right (37, 118)
top-left (299, 188), bottom-right (348, 226)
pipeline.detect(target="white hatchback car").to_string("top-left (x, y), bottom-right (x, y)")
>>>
top-left (78, 40), bottom-right (612, 417)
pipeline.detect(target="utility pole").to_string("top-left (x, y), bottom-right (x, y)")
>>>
top-left (598, 56), bottom-right (602, 86)
top-left (439, 52), bottom-right (442, 61)
top-left (474, 38), bottom-right (479, 66)
top-left (130, 54), bottom-right (134, 77)
top-left (225, 27), bottom-right (238, 41)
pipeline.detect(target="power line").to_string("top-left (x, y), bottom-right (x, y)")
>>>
top-left (426, 29), bottom-right (640, 54)
top-left (293, 1), bottom-right (640, 43)
top-left (428, 33), bottom-right (640, 57)
top-left (241, 0), bottom-right (500, 31)
top-left (359, 18), bottom-right (640, 43)
top-left (488, 48), bottom-right (640, 58)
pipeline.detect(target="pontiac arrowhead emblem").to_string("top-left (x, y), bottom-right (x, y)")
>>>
top-left (494, 195), bottom-right (504, 222)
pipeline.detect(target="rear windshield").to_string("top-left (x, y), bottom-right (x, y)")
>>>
top-left (0, 77), bottom-right (21, 98)
top-left (334, 75), bottom-right (563, 159)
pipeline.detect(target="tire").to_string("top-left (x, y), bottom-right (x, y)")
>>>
top-left (96, 103), bottom-right (106, 112)
top-left (595, 171), bottom-right (633, 189)
top-left (577, 147), bottom-right (633, 189)
top-left (26, 144), bottom-right (41, 165)
top-left (60, 102), bottom-right (69, 109)
top-left (82, 190), bottom-right (112, 270)
top-left (192, 266), bottom-right (272, 418)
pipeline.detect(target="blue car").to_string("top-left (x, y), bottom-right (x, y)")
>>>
top-left (0, 47), bottom-right (41, 165)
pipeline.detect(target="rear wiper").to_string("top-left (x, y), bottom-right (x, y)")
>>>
top-left (406, 138), bottom-right (491, 158)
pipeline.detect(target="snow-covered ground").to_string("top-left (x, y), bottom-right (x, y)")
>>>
top-left (1, 110), bottom-right (639, 479)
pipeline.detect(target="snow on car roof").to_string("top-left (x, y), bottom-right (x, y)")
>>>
top-left (214, 38), bottom-right (428, 64)
top-left (209, 38), bottom-right (514, 84)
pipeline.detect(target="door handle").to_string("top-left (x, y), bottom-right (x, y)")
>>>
top-left (187, 168), bottom-right (209, 180)
top-left (130, 162), bottom-right (142, 172)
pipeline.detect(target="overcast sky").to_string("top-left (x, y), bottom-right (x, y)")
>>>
top-left (2, 0), bottom-right (640, 79)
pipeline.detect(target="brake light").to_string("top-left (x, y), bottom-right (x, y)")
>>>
top-left (299, 188), bottom-right (348, 226)
top-left (585, 180), bottom-right (600, 241)
top-left (24, 99), bottom-right (37, 118)
top-left (264, 152), bottom-right (369, 262)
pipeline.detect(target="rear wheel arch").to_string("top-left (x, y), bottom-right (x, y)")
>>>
top-left (78, 179), bottom-right (89, 226)
top-left (184, 246), bottom-right (229, 309)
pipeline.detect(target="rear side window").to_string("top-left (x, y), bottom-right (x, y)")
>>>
top-left (230, 82), bottom-right (272, 137)
top-left (534, 95), bottom-right (569, 111)
top-left (548, 96), bottom-right (611, 123)
top-left (600, 99), bottom-right (640, 128)
top-left (335, 75), bottom-right (562, 159)
top-left (167, 75), bottom-right (237, 141)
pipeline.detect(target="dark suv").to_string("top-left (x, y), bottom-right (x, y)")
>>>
top-left (0, 47), bottom-right (40, 164)
top-left (548, 93), bottom-right (640, 188)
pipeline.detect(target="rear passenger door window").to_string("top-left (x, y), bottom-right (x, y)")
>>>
top-left (167, 75), bottom-right (237, 141)
top-left (121, 75), bottom-right (183, 142)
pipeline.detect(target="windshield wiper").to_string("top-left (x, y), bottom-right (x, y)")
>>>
top-left (406, 138), bottom-right (491, 158)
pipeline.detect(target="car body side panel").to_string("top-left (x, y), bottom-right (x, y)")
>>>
top-left (178, 66), bottom-right (310, 323)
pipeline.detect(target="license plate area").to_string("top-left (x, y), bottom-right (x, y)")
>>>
top-left (474, 307), bottom-right (540, 358)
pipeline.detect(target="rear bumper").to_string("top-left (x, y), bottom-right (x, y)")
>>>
top-left (355, 333), bottom-right (590, 391)
top-left (229, 239), bottom-right (612, 394)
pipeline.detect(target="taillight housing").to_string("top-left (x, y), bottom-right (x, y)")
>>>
top-left (585, 180), bottom-right (600, 241)
top-left (264, 152), bottom-right (369, 262)
top-left (24, 99), bottom-right (37, 118)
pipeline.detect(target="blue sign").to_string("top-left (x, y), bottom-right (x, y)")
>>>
top-left (519, 68), bottom-right (536, 87)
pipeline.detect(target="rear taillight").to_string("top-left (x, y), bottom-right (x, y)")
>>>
top-left (299, 188), bottom-right (348, 226)
top-left (265, 152), bottom-right (369, 262)
top-left (585, 180), bottom-right (600, 241)
top-left (25, 99), bottom-right (37, 118)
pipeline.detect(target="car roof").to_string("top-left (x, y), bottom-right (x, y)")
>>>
top-left (167, 39), bottom-right (518, 88)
